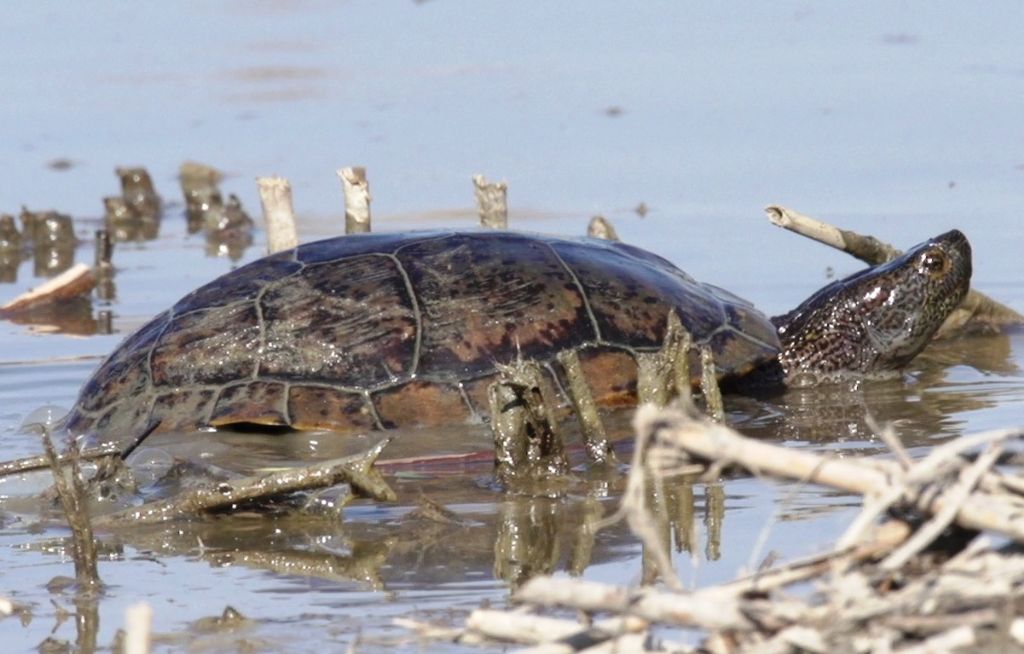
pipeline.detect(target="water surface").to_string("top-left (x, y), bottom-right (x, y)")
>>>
top-left (1, 2), bottom-right (1022, 651)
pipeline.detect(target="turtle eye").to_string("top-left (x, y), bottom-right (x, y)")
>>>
top-left (917, 248), bottom-right (949, 278)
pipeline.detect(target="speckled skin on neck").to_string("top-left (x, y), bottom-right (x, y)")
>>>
top-left (772, 230), bottom-right (972, 386)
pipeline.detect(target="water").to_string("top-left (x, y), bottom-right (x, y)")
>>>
top-left (1, 2), bottom-right (1023, 651)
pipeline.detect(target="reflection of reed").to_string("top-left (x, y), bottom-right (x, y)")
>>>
top-left (207, 540), bottom-right (393, 589)
top-left (704, 483), bottom-right (724, 562)
top-left (0, 214), bottom-right (24, 282)
top-left (732, 334), bottom-right (1018, 451)
top-left (641, 476), bottom-right (724, 585)
top-left (493, 499), bottom-right (560, 588)
top-left (73, 593), bottom-right (99, 654)
top-left (16, 209), bottom-right (77, 278)
top-left (0, 249), bottom-right (22, 282)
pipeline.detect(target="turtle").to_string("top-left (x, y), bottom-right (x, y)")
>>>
top-left (65, 229), bottom-right (972, 456)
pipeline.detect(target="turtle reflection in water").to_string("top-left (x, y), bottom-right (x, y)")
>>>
top-left (65, 229), bottom-right (972, 456)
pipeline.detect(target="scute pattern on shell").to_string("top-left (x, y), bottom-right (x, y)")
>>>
top-left (66, 231), bottom-right (781, 450)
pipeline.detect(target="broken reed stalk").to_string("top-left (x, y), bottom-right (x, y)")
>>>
top-left (587, 215), bottom-right (620, 241)
top-left (556, 349), bottom-right (615, 465)
top-left (473, 174), bottom-right (508, 229)
top-left (338, 166), bottom-right (371, 234)
top-left (765, 204), bottom-right (1024, 334)
top-left (698, 346), bottom-right (724, 422)
top-left (123, 602), bottom-right (152, 654)
top-left (635, 312), bottom-right (693, 408)
top-left (39, 427), bottom-right (101, 589)
top-left (487, 360), bottom-right (568, 479)
top-left (96, 439), bottom-right (395, 527)
top-left (256, 176), bottom-right (299, 254)
top-left (93, 229), bottom-right (113, 269)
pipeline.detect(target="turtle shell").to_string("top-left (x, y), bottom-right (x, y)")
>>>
top-left (66, 231), bottom-right (780, 450)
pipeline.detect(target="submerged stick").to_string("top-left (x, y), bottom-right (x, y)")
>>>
top-left (473, 174), bottom-right (508, 229)
top-left (97, 439), bottom-right (395, 526)
top-left (0, 443), bottom-right (120, 478)
top-left (338, 166), bottom-right (371, 234)
top-left (765, 205), bottom-right (1024, 334)
top-left (257, 176), bottom-right (299, 254)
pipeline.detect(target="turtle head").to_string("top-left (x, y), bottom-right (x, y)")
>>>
top-left (773, 230), bottom-right (972, 385)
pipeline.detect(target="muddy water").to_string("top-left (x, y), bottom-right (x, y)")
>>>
top-left (2, 2), bottom-right (1024, 652)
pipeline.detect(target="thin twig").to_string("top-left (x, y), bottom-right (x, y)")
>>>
top-left (881, 442), bottom-right (1004, 570)
top-left (40, 429), bottom-right (101, 588)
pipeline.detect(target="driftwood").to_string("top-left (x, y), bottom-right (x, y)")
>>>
top-left (0, 263), bottom-right (95, 316)
top-left (765, 205), bottom-right (1024, 336)
top-left (411, 404), bottom-right (1024, 652)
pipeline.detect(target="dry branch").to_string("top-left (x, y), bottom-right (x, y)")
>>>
top-left (635, 406), bottom-right (1024, 541)
top-left (407, 402), bottom-right (1024, 652)
top-left (765, 204), bottom-right (1024, 335)
top-left (96, 439), bottom-right (395, 526)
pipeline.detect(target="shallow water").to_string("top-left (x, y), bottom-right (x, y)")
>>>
top-left (1, 2), bottom-right (1023, 651)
